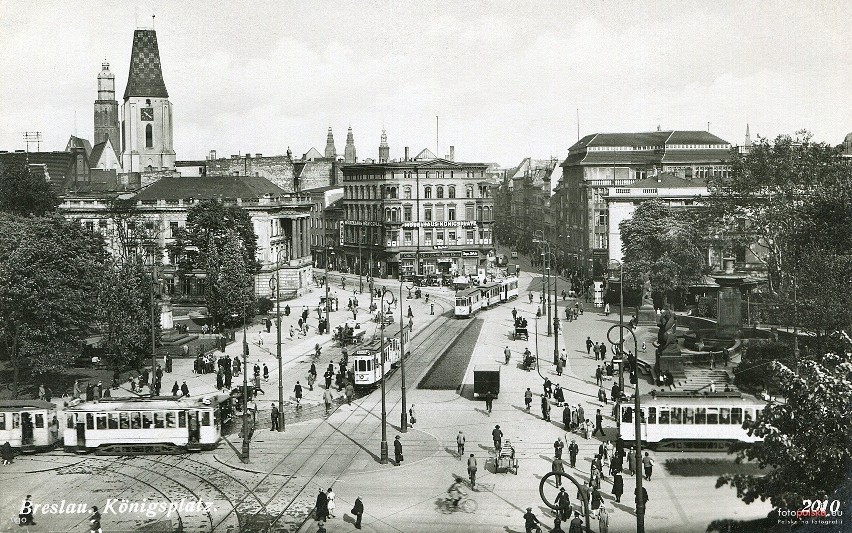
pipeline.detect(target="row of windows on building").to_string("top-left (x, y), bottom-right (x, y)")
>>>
top-left (340, 226), bottom-right (493, 247)
top-left (345, 184), bottom-right (490, 200)
top-left (346, 170), bottom-right (484, 181)
top-left (344, 204), bottom-right (493, 223)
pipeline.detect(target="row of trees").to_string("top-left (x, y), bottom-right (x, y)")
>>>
top-left (0, 160), bottom-right (260, 398)
top-left (619, 132), bottom-right (852, 514)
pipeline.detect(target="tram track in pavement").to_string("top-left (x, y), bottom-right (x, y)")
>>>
top-left (207, 295), bottom-right (458, 532)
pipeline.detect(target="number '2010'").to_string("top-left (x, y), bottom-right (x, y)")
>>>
top-left (801, 499), bottom-right (841, 514)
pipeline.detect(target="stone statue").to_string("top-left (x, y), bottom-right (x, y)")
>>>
top-left (656, 308), bottom-right (677, 351)
top-left (640, 271), bottom-right (653, 308)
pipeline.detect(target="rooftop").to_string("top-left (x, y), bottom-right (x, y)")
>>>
top-left (135, 175), bottom-right (286, 201)
top-left (124, 29), bottom-right (169, 99)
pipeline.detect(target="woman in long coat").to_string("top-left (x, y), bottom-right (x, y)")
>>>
top-left (611, 473), bottom-right (624, 503)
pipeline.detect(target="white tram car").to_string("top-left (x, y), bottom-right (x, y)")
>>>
top-left (351, 324), bottom-right (409, 388)
top-left (63, 394), bottom-right (233, 454)
top-left (619, 391), bottom-right (766, 451)
top-left (499, 276), bottom-right (519, 301)
top-left (0, 400), bottom-right (60, 452)
top-left (479, 282), bottom-right (503, 309)
top-left (454, 287), bottom-right (482, 318)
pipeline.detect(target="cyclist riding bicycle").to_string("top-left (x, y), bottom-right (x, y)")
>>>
top-left (447, 476), bottom-right (466, 507)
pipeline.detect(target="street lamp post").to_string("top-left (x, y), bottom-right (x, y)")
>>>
top-left (359, 228), bottom-right (364, 293)
top-left (272, 244), bottom-right (289, 433)
top-left (379, 289), bottom-right (395, 463)
top-left (241, 308), bottom-right (250, 463)
top-left (399, 283), bottom-right (409, 432)
top-left (607, 323), bottom-right (644, 532)
top-left (150, 259), bottom-right (158, 398)
top-left (610, 260), bottom-right (626, 431)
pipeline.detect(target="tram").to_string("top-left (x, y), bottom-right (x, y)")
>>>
top-left (351, 324), bottom-right (409, 388)
top-left (63, 394), bottom-right (233, 454)
top-left (499, 276), bottom-right (519, 302)
top-left (479, 281), bottom-right (502, 309)
top-left (454, 287), bottom-right (483, 318)
top-left (0, 400), bottom-right (60, 452)
top-left (619, 391), bottom-right (766, 451)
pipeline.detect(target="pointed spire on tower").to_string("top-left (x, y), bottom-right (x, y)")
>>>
top-left (124, 29), bottom-right (168, 99)
top-left (324, 127), bottom-right (337, 159)
top-left (744, 124), bottom-right (752, 147)
top-left (379, 128), bottom-right (390, 163)
top-left (344, 126), bottom-right (356, 163)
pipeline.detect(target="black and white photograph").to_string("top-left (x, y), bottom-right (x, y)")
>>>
top-left (0, 1), bottom-right (850, 532)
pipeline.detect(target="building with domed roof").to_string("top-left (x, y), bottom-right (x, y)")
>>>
top-left (842, 132), bottom-right (852, 158)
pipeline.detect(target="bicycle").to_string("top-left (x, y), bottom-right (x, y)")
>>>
top-left (439, 493), bottom-right (476, 514)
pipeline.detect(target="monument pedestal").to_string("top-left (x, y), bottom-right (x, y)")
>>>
top-left (637, 305), bottom-right (656, 326)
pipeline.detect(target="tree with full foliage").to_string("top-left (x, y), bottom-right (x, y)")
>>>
top-left (0, 158), bottom-right (59, 216)
top-left (733, 340), bottom-right (797, 394)
top-left (95, 258), bottom-right (159, 371)
top-left (204, 230), bottom-right (256, 327)
top-left (184, 199), bottom-right (260, 275)
top-left (0, 214), bottom-right (107, 397)
top-left (619, 199), bottom-right (706, 308)
top-left (718, 352), bottom-right (852, 512)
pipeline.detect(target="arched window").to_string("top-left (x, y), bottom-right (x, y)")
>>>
top-left (404, 186), bottom-right (412, 199)
top-left (436, 186), bottom-right (444, 199)
top-left (424, 186), bottom-right (432, 199)
top-left (385, 208), bottom-right (391, 221)
top-left (145, 124), bottom-right (153, 148)
top-left (448, 186), bottom-right (456, 198)
top-left (373, 185), bottom-right (378, 199)
top-left (466, 185), bottom-right (474, 198)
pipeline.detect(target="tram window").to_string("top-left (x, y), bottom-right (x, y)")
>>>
top-left (130, 412), bottom-right (141, 429)
top-left (108, 413), bottom-right (119, 430)
top-left (720, 408), bottom-right (731, 424)
top-left (622, 407), bottom-right (633, 423)
top-left (357, 360), bottom-right (366, 371)
top-left (731, 408), bottom-right (743, 424)
top-left (214, 408), bottom-right (219, 428)
top-left (695, 408), bottom-right (706, 424)
top-left (86, 414), bottom-right (94, 430)
top-left (166, 412), bottom-right (176, 428)
top-left (684, 408), bottom-right (694, 424)
top-left (201, 412), bottom-right (211, 426)
top-left (142, 413), bottom-right (154, 429)
top-left (706, 408), bottom-right (719, 424)
top-left (670, 407), bottom-right (682, 424)
top-left (120, 413), bottom-right (130, 429)
top-left (154, 412), bottom-right (165, 429)
top-left (659, 408), bottom-right (670, 424)
top-left (0, 414), bottom-right (4, 430)
top-left (34, 414), bottom-right (44, 428)
top-left (178, 411), bottom-right (187, 428)
top-left (96, 414), bottom-right (107, 430)
top-left (66, 415), bottom-right (74, 429)
top-left (648, 407), bottom-right (656, 424)
top-left (366, 360), bottom-right (372, 371)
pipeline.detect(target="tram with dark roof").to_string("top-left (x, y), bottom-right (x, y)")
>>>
top-left (619, 391), bottom-right (766, 451)
top-left (351, 324), bottom-right (409, 388)
top-left (0, 400), bottom-right (60, 453)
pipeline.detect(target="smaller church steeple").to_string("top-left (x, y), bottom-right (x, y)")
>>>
top-left (379, 129), bottom-right (389, 163)
top-left (744, 124), bottom-right (752, 148)
top-left (324, 127), bottom-right (337, 159)
top-left (344, 126), bottom-right (356, 163)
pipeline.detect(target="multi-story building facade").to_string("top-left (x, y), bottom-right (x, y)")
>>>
top-left (557, 130), bottom-right (732, 278)
top-left (496, 158), bottom-right (559, 261)
top-left (305, 185), bottom-right (344, 269)
top-left (340, 149), bottom-right (495, 279)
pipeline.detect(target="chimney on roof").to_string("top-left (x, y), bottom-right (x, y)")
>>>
top-left (209, 150), bottom-right (217, 160)
top-left (657, 125), bottom-right (661, 132)
top-left (256, 153), bottom-right (262, 158)
top-left (404, 147), bottom-right (409, 161)
top-left (245, 153), bottom-right (251, 159)
top-left (449, 145), bottom-right (455, 162)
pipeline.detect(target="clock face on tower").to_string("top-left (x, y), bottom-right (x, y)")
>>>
top-left (140, 107), bottom-right (154, 121)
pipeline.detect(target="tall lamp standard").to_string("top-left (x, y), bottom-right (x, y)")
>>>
top-left (230, 297), bottom-right (251, 464)
top-left (543, 250), bottom-right (559, 366)
top-left (379, 289), bottom-right (396, 463)
top-left (271, 244), bottom-right (289, 432)
top-left (359, 227), bottom-right (364, 293)
top-left (148, 249), bottom-right (160, 398)
top-left (534, 234), bottom-right (557, 364)
top-left (607, 323), bottom-right (644, 532)
top-left (399, 283), bottom-right (410, 432)
top-left (609, 259), bottom-right (626, 431)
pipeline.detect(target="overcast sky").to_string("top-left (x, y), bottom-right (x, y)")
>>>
top-left (1, 1), bottom-right (849, 166)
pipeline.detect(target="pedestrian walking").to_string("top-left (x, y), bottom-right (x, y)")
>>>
top-left (457, 431), bottom-right (466, 457)
top-left (345, 381), bottom-right (354, 405)
top-left (541, 396), bottom-right (551, 421)
top-left (554, 437), bottom-right (564, 459)
top-left (593, 409), bottom-right (605, 437)
top-left (529, 293), bottom-right (533, 304)
top-left (326, 487), bottom-right (336, 518)
top-left (484, 390), bottom-right (494, 413)
top-left (627, 448), bottom-right (635, 476)
top-left (556, 487), bottom-right (572, 521)
top-left (612, 473), bottom-right (624, 502)
top-left (89, 505), bottom-right (101, 533)
top-left (171, 381), bottom-right (179, 396)
top-left (568, 439), bottom-right (579, 468)
top-left (409, 404), bottom-right (416, 426)
top-left (604, 303), bottom-right (610, 315)
top-left (598, 506), bottom-right (610, 533)
top-left (315, 488), bottom-right (328, 523)
top-left (394, 435), bottom-right (403, 465)
top-left (524, 507), bottom-right (542, 533)
top-left (562, 405), bottom-right (571, 430)
top-left (467, 454), bottom-right (478, 486)
top-left (294, 381), bottom-right (303, 406)
top-left (593, 342), bottom-right (600, 360)
top-left (180, 381), bottom-right (190, 397)
top-left (524, 387), bottom-right (533, 411)
top-left (504, 346), bottom-right (511, 365)
top-left (586, 336), bottom-right (593, 354)
top-left (552, 456), bottom-right (564, 487)
top-left (492, 424), bottom-right (503, 451)
top-left (263, 364), bottom-right (269, 382)
top-left (595, 365), bottom-right (603, 387)
top-left (323, 389), bottom-right (334, 415)
top-left (600, 343), bottom-right (607, 360)
top-left (597, 387), bottom-right (607, 405)
top-left (643, 451), bottom-right (654, 480)
top-left (543, 377), bottom-right (553, 398)
top-left (348, 495), bottom-right (364, 529)
top-left (270, 404), bottom-right (280, 431)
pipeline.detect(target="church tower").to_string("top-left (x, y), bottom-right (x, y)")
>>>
top-left (344, 126), bottom-right (356, 163)
top-left (94, 61), bottom-right (120, 159)
top-left (324, 127), bottom-right (337, 159)
top-left (121, 29), bottom-right (175, 172)
top-left (379, 129), bottom-right (389, 162)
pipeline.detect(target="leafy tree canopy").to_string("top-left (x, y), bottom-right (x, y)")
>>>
top-left (205, 230), bottom-right (256, 327)
top-left (0, 158), bottom-right (59, 216)
top-left (0, 214), bottom-right (107, 397)
top-left (719, 354), bottom-right (852, 511)
top-left (184, 199), bottom-right (260, 274)
top-left (619, 199), bottom-right (706, 307)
